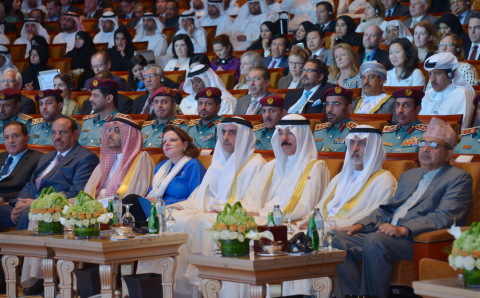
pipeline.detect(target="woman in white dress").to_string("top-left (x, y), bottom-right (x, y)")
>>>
top-left (385, 38), bottom-right (425, 87)
top-left (163, 34), bottom-right (194, 73)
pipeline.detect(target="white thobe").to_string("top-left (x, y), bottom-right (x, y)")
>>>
top-left (199, 15), bottom-right (234, 36)
top-left (133, 34), bottom-right (168, 58)
top-left (93, 31), bottom-right (115, 48)
top-left (228, 13), bottom-right (278, 50)
top-left (53, 31), bottom-right (77, 52)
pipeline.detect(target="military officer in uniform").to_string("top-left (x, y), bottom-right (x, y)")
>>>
top-left (253, 95), bottom-right (286, 150)
top-left (314, 86), bottom-right (357, 152)
top-left (141, 87), bottom-right (187, 147)
top-left (79, 79), bottom-right (131, 147)
top-left (29, 89), bottom-right (66, 145)
top-left (382, 88), bottom-right (427, 153)
top-left (455, 94), bottom-right (480, 154)
top-left (187, 87), bottom-right (223, 149)
top-left (0, 89), bottom-right (32, 144)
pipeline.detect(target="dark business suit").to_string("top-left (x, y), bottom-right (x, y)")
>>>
top-left (318, 20), bottom-right (336, 33)
top-left (20, 95), bottom-right (35, 115)
top-left (234, 92), bottom-right (273, 115)
top-left (284, 82), bottom-right (336, 113)
top-left (0, 149), bottom-right (43, 202)
top-left (263, 56), bottom-right (289, 75)
top-left (81, 94), bottom-right (133, 114)
top-left (333, 164), bottom-right (472, 297)
top-left (403, 14), bottom-right (439, 28)
top-left (388, 4), bottom-right (410, 17)
top-left (358, 49), bottom-right (393, 70)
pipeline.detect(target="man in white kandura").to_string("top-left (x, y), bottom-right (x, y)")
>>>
top-left (244, 114), bottom-right (330, 222)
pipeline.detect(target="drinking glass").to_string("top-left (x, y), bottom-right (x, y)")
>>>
top-left (286, 217), bottom-right (295, 235)
top-left (122, 204), bottom-right (135, 227)
top-left (324, 220), bottom-right (337, 250)
top-left (165, 207), bottom-right (176, 232)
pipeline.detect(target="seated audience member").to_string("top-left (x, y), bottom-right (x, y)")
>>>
top-left (14, 18), bottom-right (50, 58)
top-left (210, 34), bottom-right (241, 84)
top-left (83, 0), bottom-right (101, 19)
top-left (5, 0), bottom-right (25, 23)
top-left (118, 0), bottom-right (135, 19)
top-left (455, 94), bottom-right (480, 154)
top-left (52, 11), bottom-right (83, 52)
top-left (84, 116), bottom-right (154, 201)
top-left (234, 51), bottom-right (264, 90)
top-left (0, 121), bottom-right (43, 202)
top-left (328, 43), bottom-right (362, 89)
top-left (426, 34), bottom-right (480, 90)
top-left (292, 21), bottom-right (314, 48)
top-left (285, 59), bottom-right (335, 114)
top-left (463, 12), bottom-right (480, 60)
top-left (383, 88), bottom-right (427, 153)
top-left (21, 45), bottom-right (53, 91)
top-left (123, 125), bottom-right (206, 224)
top-left (333, 118), bottom-right (471, 298)
top-left (128, 54), bottom-right (148, 91)
top-left (141, 87), bottom-right (187, 147)
top-left (278, 47), bottom-right (309, 89)
top-left (53, 73), bottom-right (79, 116)
top-left (30, 8), bottom-right (54, 32)
top-left (170, 10), bottom-right (207, 53)
top-left (353, 61), bottom-right (394, 115)
top-left (314, 86), bottom-right (358, 152)
top-left (254, 95), bottom-right (286, 150)
top-left (80, 79), bottom-right (131, 146)
top-left (29, 89), bottom-right (65, 145)
top-left (186, 87), bottom-right (223, 149)
top-left (21, 0), bottom-right (46, 14)
top-left (227, 0), bottom-right (279, 51)
top-left (449, 0), bottom-right (472, 25)
top-left (420, 52), bottom-right (474, 129)
top-left (244, 114), bottom-right (330, 220)
top-left (306, 27), bottom-right (333, 66)
top-left (0, 117), bottom-right (99, 230)
top-left (199, 0), bottom-right (234, 36)
top-left (382, 0), bottom-right (410, 17)
top-left (64, 31), bottom-right (96, 73)
top-left (381, 20), bottom-right (413, 45)
top-left (224, 0), bottom-right (240, 15)
top-left (60, 0), bottom-right (82, 14)
top-left (83, 51), bottom-right (130, 91)
top-left (131, 64), bottom-right (181, 114)
top-left (355, 0), bottom-right (386, 33)
top-left (358, 25), bottom-right (392, 69)
top-left (0, 89), bottom-right (32, 144)
top-left (403, 0), bottom-right (438, 28)
top-left (246, 20), bottom-right (278, 54)
top-left (107, 27), bottom-right (136, 72)
top-left (314, 1), bottom-right (336, 32)
top-left (0, 46), bottom-right (18, 75)
top-left (1, 69), bottom-right (36, 114)
top-left (133, 12), bottom-right (168, 59)
top-left (235, 67), bottom-right (271, 115)
top-left (330, 15), bottom-right (363, 48)
top-left (126, 3), bottom-right (146, 29)
top-left (162, 0), bottom-right (180, 29)
top-left (385, 38), bottom-right (425, 87)
top-left (163, 34), bottom-right (194, 73)
top-left (181, 64), bottom-right (237, 115)
top-left (412, 20), bottom-right (436, 62)
top-left (153, 0), bottom-right (165, 17)
top-left (437, 13), bottom-right (466, 39)
top-left (93, 11), bottom-right (119, 48)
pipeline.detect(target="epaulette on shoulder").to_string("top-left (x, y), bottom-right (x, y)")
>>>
top-left (346, 121), bottom-right (357, 130)
top-left (82, 114), bottom-right (97, 120)
top-left (17, 113), bottom-right (33, 121)
top-left (142, 120), bottom-right (155, 127)
top-left (382, 124), bottom-right (398, 133)
top-left (461, 127), bottom-right (479, 136)
top-left (253, 123), bottom-right (265, 131)
top-left (170, 118), bottom-right (186, 125)
top-left (31, 118), bottom-right (44, 125)
top-left (415, 124), bottom-right (428, 132)
top-left (214, 119), bottom-right (222, 126)
top-left (187, 119), bottom-right (200, 126)
top-left (115, 113), bottom-right (132, 119)
top-left (314, 122), bottom-right (330, 131)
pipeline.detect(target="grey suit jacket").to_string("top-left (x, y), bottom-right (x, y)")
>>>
top-left (356, 164), bottom-right (472, 237)
top-left (403, 14), bottom-right (438, 28)
top-left (312, 48), bottom-right (334, 66)
top-left (277, 75), bottom-right (303, 89)
top-left (234, 92), bottom-right (273, 115)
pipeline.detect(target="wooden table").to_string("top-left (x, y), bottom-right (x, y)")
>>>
top-left (413, 277), bottom-right (480, 298)
top-left (0, 230), bottom-right (187, 298)
top-left (189, 249), bottom-right (346, 298)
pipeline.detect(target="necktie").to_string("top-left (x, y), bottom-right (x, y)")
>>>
top-left (386, 9), bottom-right (392, 17)
top-left (0, 156), bottom-right (13, 177)
top-left (246, 99), bottom-right (259, 115)
top-left (364, 54), bottom-right (370, 62)
top-left (288, 90), bottom-right (312, 113)
top-left (268, 59), bottom-right (277, 69)
top-left (470, 45), bottom-right (478, 60)
top-left (35, 155), bottom-right (64, 189)
top-left (141, 95), bottom-right (152, 114)
top-left (410, 18), bottom-right (417, 28)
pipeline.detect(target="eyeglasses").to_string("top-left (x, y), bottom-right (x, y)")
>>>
top-left (301, 68), bottom-right (319, 73)
top-left (323, 101), bottom-right (344, 107)
top-left (0, 79), bottom-right (15, 84)
top-left (143, 74), bottom-right (161, 79)
top-left (418, 141), bottom-right (451, 149)
top-left (289, 62), bottom-right (304, 66)
top-left (438, 43), bottom-right (455, 47)
top-left (245, 77), bottom-right (263, 83)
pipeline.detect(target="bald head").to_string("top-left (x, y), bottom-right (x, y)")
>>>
top-left (363, 25), bottom-right (383, 50)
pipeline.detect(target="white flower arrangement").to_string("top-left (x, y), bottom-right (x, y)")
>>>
top-left (28, 187), bottom-right (68, 223)
top-left (448, 222), bottom-right (480, 270)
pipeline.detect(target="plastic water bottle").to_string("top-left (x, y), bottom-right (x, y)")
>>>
top-left (155, 196), bottom-right (166, 233)
top-left (313, 208), bottom-right (324, 246)
top-left (273, 205), bottom-right (283, 226)
top-left (113, 193), bottom-right (122, 225)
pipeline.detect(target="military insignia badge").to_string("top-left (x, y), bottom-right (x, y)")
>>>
top-left (38, 92), bottom-right (44, 98)
top-left (405, 89), bottom-right (412, 96)
top-left (206, 90), bottom-right (212, 97)
top-left (0, 93), bottom-right (4, 100)
top-left (93, 80), bottom-right (99, 86)
top-left (335, 86), bottom-right (342, 94)
top-left (267, 97), bottom-right (274, 104)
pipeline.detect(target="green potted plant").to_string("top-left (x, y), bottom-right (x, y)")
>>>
top-left (28, 187), bottom-right (68, 235)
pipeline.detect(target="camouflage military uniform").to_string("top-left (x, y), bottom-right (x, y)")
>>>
top-left (253, 123), bottom-right (274, 150)
top-left (141, 117), bottom-right (188, 147)
top-left (382, 120), bottom-right (428, 153)
top-left (186, 116), bottom-right (223, 149)
top-left (454, 126), bottom-right (480, 154)
top-left (313, 119), bottom-right (357, 152)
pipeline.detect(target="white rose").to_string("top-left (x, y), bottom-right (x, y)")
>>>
top-left (238, 233), bottom-right (245, 242)
top-left (97, 213), bottom-right (111, 224)
top-left (454, 255), bottom-right (464, 269)
top-left (43, 213), bottom-right (53, 223)
top-left (219, 230), bottom-right (230, 240)
top-left (60, 217), bottom-right (66, 225)
top-left (228, 232), bottom-right (238, 240)
top-left (464, 256), bottom-right (476, 271)
top-left (475, 258), bottom-right (480, 270)
top-left (52, 213), bottom-right (61, 222)
top-left (449, 255), bottom-right (456, 269)
top-left (211, 231), bottom-right (220, 241)
top-left (82, 219), bottom-right (90, 226)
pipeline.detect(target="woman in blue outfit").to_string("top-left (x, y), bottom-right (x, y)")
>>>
top-left (122, 125), bottom-right (206, 227)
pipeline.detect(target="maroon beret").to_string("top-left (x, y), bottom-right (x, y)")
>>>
top-left (89, 79), bottom-right (120, 90)
top-left (322, 86), bottom-right (353, 102)
top-left (151, 87), bottom-right (176, 99)
top-left (35, 89), bottom-right (63, 101)
top-left (259, 95), bottom-right (285, 107)
top-left (0, 88), bottom-right (21, 100)
top-left (195, 87), bottom-right (222, 100)
top-left (392, 88), bottom-right (425, 100)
